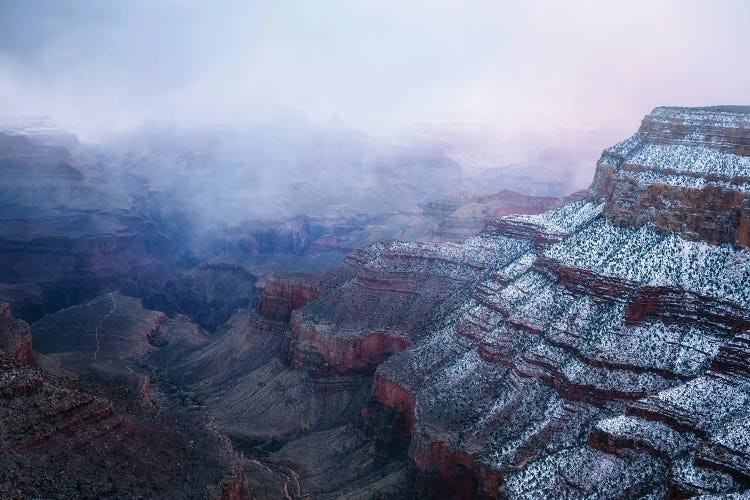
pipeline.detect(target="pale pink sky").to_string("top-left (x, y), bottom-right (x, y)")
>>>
top-left (0, 0), bottom-right (748, 140)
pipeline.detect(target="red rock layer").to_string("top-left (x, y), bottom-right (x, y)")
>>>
top-left (410, 440), bottom-right (503, 499)
top-left (292, 315), bottom-right (411, 374)
top-left (598, 176), bottom-right (750, 247)
top-left (370, 374), bottom-right (416, 431)
top-left (260, 273), bottom-right (322, 322)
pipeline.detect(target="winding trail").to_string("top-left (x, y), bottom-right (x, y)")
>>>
top-left (246, 458), bottom-right (306, 499)
top-left (93, 293), bottom-right (117, 360)
top-left (280, 464), bottom-right (305, 499)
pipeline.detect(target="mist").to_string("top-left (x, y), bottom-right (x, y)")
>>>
top-left (2, 1), bottom-right (748, 142)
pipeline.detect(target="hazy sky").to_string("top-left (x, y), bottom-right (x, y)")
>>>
top-left (0, 0), bottom-right (748, 140)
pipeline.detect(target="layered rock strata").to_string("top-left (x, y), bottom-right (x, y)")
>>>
top-left (272, 107), bottom-right (750, 498)
top-left (46, 105), bottom-right (749, 499)
top-left (0, 132), bottom-right (175, 321)
top-left (589, 106), bottom-right (750, 246)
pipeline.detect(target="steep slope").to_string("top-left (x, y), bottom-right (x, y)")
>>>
top-left (147, 262), bottom-right (261, 331)
top-left (590, 106), bottom-right (750, 246)
top-left (157, 273), bottom-right (405, 497)
top-left (31, 292), bottom-right (209, 376)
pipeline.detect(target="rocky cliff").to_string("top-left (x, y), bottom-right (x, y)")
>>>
top-left (589, 106), bottom-right (750, 246)
top-left (370, 107), bottom-right (750, 498)
top-left (0, 132), bottom-right (180, 321)
top-left (212, 106), bottom-right (750, 498)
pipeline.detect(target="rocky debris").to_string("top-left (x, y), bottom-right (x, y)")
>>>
top-left (2, 368), bottom-right (115, 452)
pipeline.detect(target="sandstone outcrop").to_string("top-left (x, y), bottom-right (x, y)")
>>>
top-left (260, 272), bottom-right (323, 322)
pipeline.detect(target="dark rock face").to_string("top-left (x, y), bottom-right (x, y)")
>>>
top-left (148, 263), bottom-right (260, 331)
top-left (260, 272), bottom-right (322, 322)
top-left (0, 132), bottom-right (177, 322)
top-left (589, 106), bottom-right (750, 247)
top-left (209, 466), bottom-right (252, 500)
top-left (31, 292), bottom-right (209, 376)
top-left (213, 217), bottom-right (313, 256)
top-left (0, 301), bottom-right (33, 363)
top-left (158, 296), bottom-right (393, 496)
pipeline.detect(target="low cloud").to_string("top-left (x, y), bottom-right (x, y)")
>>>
top-left (0, 1), bottom-right (747, 156)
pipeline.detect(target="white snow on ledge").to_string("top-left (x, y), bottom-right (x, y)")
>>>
top-left (628, 143), bottom-right (750, 179)
top-left (649, 106), bottom-right (750, 128)
top-left (544, 217), bottom-right (750, 308)
top-left (505, 200), bottom-right (604, 236)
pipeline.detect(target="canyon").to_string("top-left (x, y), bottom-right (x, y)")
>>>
top-left (1, 105), bottom-right (749, 498)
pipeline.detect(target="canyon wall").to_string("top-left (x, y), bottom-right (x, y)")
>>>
top-left (270, 107), bottom-right (750, 498)
top-left (9, 106), bottom-right (750, 498)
